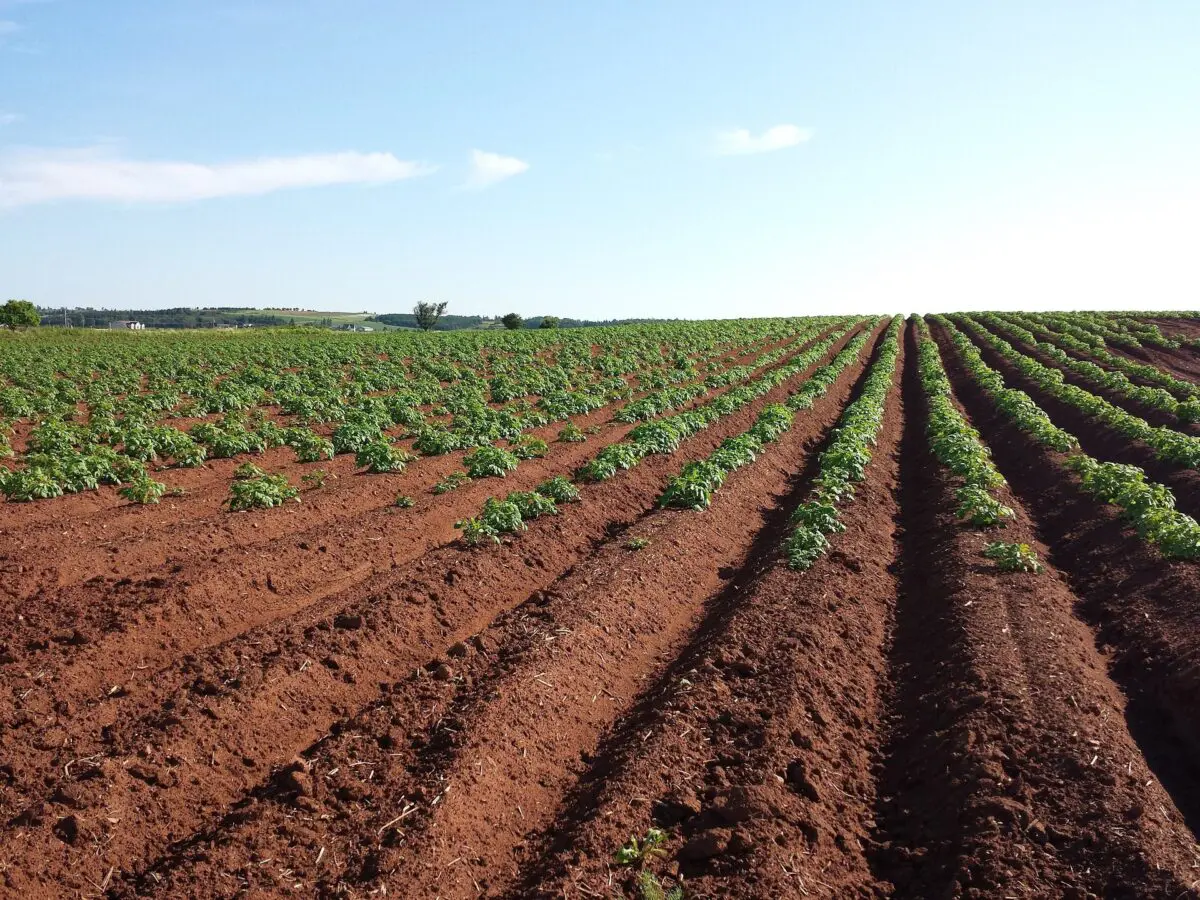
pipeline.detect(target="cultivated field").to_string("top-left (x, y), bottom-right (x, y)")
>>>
top-left (3, 312), bottom-right (1200, 898)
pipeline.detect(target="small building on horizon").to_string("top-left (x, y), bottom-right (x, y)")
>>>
top-left (108, 320), bottom-right (146, 330)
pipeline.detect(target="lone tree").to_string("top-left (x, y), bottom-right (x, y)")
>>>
top-left (501, 312), bottom-right (523, 330)
top-left (0, 299), bottom-right (39, 329)
top-left (413, 301), bottom-right (448, 332)
top-left (539, 315), bottom-right (560, 329)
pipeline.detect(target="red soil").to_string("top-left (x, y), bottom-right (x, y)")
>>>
top-left (4, 320), bottom-right (1200, 899)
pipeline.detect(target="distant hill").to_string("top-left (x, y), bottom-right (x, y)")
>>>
top-left (35, 306), bottom-right (680, 331)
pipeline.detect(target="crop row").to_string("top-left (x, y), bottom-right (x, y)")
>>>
top-left (954, 315), bottom-right (1200, 469)
top-left (785, 315), bottom-right (902, 569)
top-left (932, 316), bottom-right (1200, 560)
top-left (454, 320), bottom-right (870, 543)
top-left (913, 317), bottom-right (1013, 528)
top-left (0, 321), bottom-right (827, 503)
top-left (977, 314), bottom-right (1200, 424)
top-left (658, 327), bottom-right (876, 510)
top-left (999, 312), bottom-right (1200, 403)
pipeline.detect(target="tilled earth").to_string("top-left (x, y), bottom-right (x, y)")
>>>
top-left (4, 320), bottom-right (1200, 898)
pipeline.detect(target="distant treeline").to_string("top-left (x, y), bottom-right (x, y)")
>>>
top-left (365, 313), bottom-right (637, 330)
top-left (36, 306), bottom-right (678, 330)
top-left (36, 307), bottom-right (319, 329)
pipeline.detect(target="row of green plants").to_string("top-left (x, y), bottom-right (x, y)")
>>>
top-left (955, 315), bottom-right (1200, 470)
top-left (785, 316), bottom-right (902, 569)
top-left (572, 324), bottom-right (862, 484)
top-left (1001, 312), bottom-right (1200, 404)
top-left (421, 325), bottom-right (840, 506)
top-left (0, 319), bottom-right (823, 503)
top-left (928, 316), bottom-right (1077, 452)
top-left (914, 317), bottom-right (1042, 573)
top-left (979, 314), bottom-right (1200, 424)
top-left (1051, 312), bottom-right (1179, 350)
top-left (933, 317), bottom-right (1200, 560)
top-left (453, 321), bottom-right (873, 544)
top-left (914, 317), bottom-right (1014, 528)
top-left (657, 328), bottom-right (876, 510)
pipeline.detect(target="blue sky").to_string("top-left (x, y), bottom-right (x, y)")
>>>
top-left (1, 1), bottom-right (1198, 317)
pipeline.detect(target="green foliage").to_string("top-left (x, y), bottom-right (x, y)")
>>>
top-left (433, 471), bottom-right (471, 494)
top-left (913, 319), bottom-right (1014, 541)
top-left (286, 427), bottom-right (335, 463)
top-left (659, 459), bottom-right (727, 510)
top-left (983, 541), bottom-right (1042, 573)
top-left (356, 440), bottom-right (415, 473)
top-left (394, 493), bottom-right (415, 507)
top-left (331, 415), bottom-right (384, 455)
top-left (557, 422), bottom-right (586, 443)
top-left (1066, 456), bottom-right (1200, 559)
top-left (957, 314), bottom-right (1200, 469)
top-left (931, 315), bottom-right (1077, 453)
top-left (505, 490), bottom-right (558, 519)
top-left (118, 472), bottom-right (168, 504)
top-left (510, 435), bottom-right (549, 459)
top-left (954, 486), bottom-right (1014, 527)
top-left (786, 317), bottom-right (903, 570)
top-left (576, 442), bottom-right (644, 482)
top-left (536, 475), bottom-right (580, 504)
top-left (501, 312), bottom-right (524, 330)
top-left (1, 299), bottom-right (40, 328)
top-left (625, 536), bottom-right (651, 551)
top-left (1, 467), bottom-right (65, 501)
top-left (464, 445), bottom-right (520, 477)
top-left (233, 462), bottom-right (267, 480)
top-left (456, 497), bottom-right (526, 545)
top-left (226, 473), bottom-right (300, 511)
top-left (614, 827), bottom-right (668, 865)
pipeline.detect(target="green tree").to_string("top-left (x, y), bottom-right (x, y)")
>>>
top-left (0, 300), bottom-right (40, 328)
top-left (501, 312), bottom-right (523, 330)
top-left (414, 301), bottom-right (448, 331)
top-left (538, 315), bottom-right (560, 329)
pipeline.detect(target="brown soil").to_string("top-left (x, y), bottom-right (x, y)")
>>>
top-left (0, 328), bottom-right (837, 713)
top-left (956, 319), bottom-right (1200, 520)
top-left (0, 324), bottom-right (871, 898)
top-left (113, 320), bottom-right (890, 900)
top-left (5, 320), bottom-right (1200, 900)
top-left (870, 324), bottom-right (1198, 898)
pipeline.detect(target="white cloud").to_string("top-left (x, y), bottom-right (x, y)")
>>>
top-left (0, 19), bottom-right (19, 34)
top-left (463, 149), bottom-right (529, 190)
top-left (0, 147), bottom-right (436, 207)
top-left (715, 124), bottom-right (813, 156)
top-left (0, 112), bottom-right (18, 126)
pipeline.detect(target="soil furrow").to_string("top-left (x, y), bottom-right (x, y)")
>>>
top-left (0, 325), bottom-right (867, 898)
top-left (931, 320), bottom-right (1200, 848)
top-left (868, 325), bottom-right (1199, 898)
top-left (113, 321), bottom-right (884, 899)
top-left (0, 328), bottom-right (841, 700)
top-left (955, 319), bottom-right (1200, 519)
top-left (504, 329), bottom-right (905, 899)
top-left (0, 333), bottom-right (796, 601)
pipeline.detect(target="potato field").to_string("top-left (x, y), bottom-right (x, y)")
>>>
top-left (3, 313), bottom-right (1200, 898)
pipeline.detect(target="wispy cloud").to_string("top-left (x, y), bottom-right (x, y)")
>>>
top-left (0, 112), bottom-right (19, 127)
top-left (714, 124), bottom-right (813, 156)
top-left (463, 149), bottom-right (529, 190)
top-left (0, 19), bottom-right (19, 34)
top-left (0, 147), bottom-right (436, 207)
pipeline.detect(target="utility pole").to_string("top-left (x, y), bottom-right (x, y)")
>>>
top-left (62, 307), bottom-right (69, 328)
